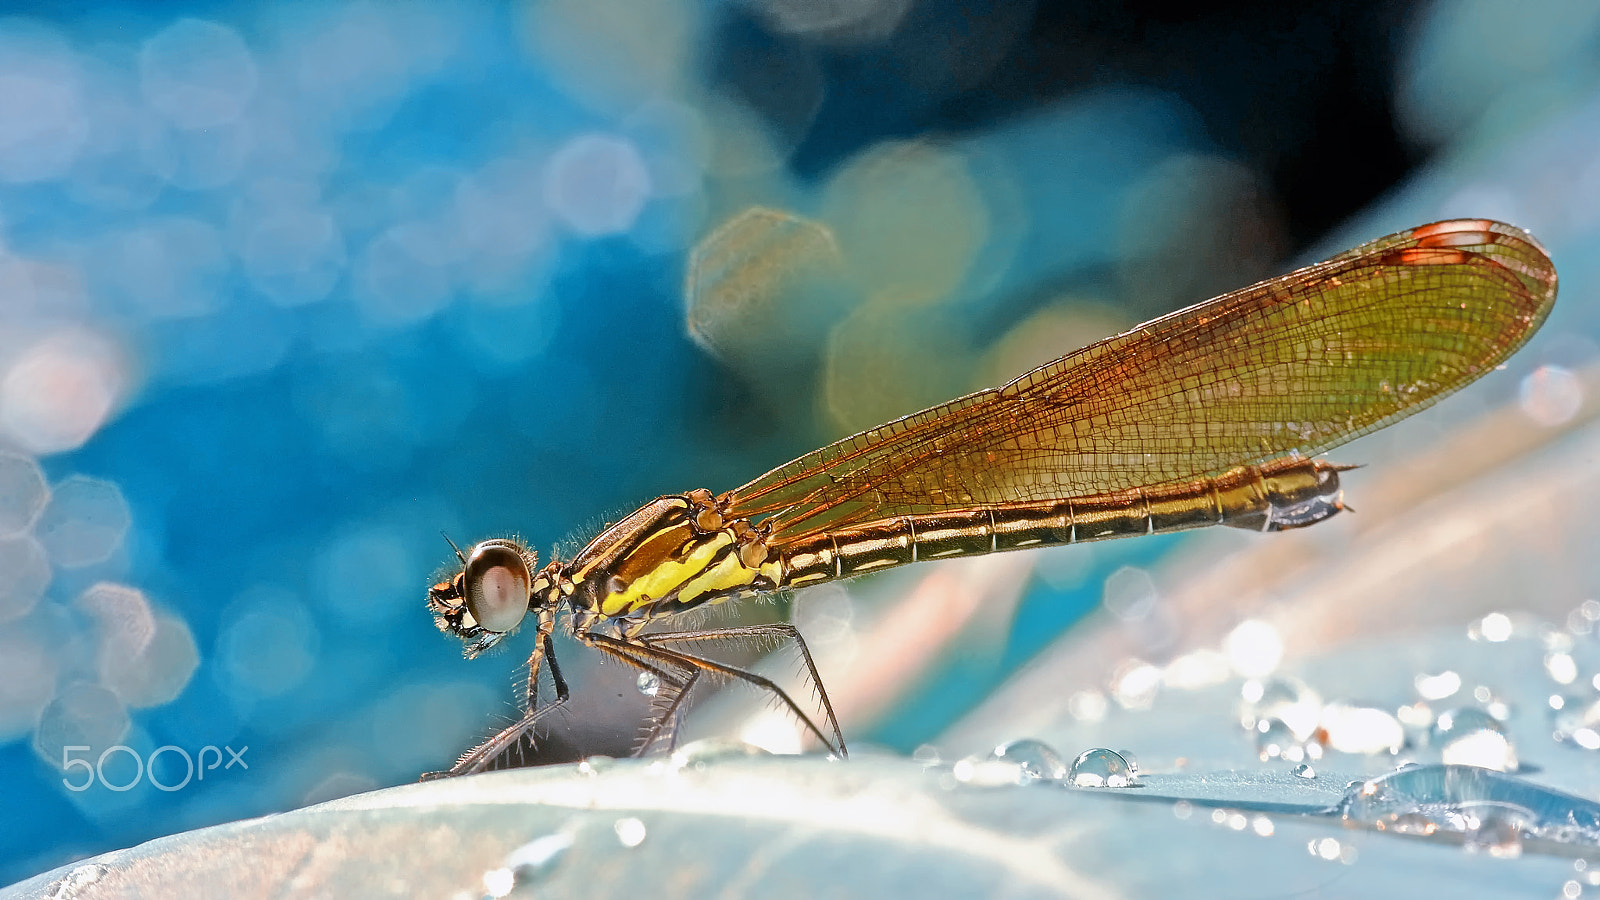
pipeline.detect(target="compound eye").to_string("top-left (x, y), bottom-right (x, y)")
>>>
top-left (463, 542), bottom-right (531, 633)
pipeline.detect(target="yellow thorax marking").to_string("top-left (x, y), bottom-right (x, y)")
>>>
top-left (598, 530), bottom-right (780, 617)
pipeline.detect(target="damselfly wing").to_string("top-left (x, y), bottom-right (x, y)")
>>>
top-left (426, 218), bottom-right (1557, 776)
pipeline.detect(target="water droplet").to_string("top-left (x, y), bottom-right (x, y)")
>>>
top-left (1066, 689), bottom-right (1107, 722)
top-left (1241, 676), bottom-right (1321, 740)
top-left (667, 738), bottom-right (768, 772)
top-left (1306, 837), bottom-right (1357, 864)
top-left (1111, 660), bottom-right (1161, 710)
top-left (1224, 619), bottom-right (1283, 677)
top-left (911, 744), bottom-right (941, 766)
top-left (989, 739), bottom-right (1067, 783)
top-left (1319, 702), bottom-right (1405, 755)
top-left (636, 671), bottom-right (660, 696)
top-left (1068, 748), bottom-right (1140, 788)
top-left (1255, 717), bottom-right (1305, 762)
top-left (1396, 700), bottom-right (1435, 730)
top-left (1548, 652), bottom-right (1580, 685)
top-left (613, 816), bottom-right (647, 848)
top-left (1555, 698), bottom-right (1600, 750)
top-left (1340, 764), bottom-right (1600, 850)
top-left (1413, 669), bottom-right (1461, 700)
top-left (1292, 764), bottom-right (1316, 779)
top-left (1251, 815), bottom-right (1275, 837)
top-left (483, 867), bottom-right (514, 898)
top-left (1432, 707), bottom-right (1517, 771)
top-left (1468, 612), bottom-right (1514, 642)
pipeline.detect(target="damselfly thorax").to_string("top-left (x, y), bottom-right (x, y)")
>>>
top-left (425, 218), bottom-right (1558, 777)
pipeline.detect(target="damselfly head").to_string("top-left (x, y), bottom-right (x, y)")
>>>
top-left (427, 537), bottom-right (541, 657)
top-left (462, 539), bottom-right (536, 632)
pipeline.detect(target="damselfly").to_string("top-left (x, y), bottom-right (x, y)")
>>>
top-left (426, 219), bottom-right (1557, 776)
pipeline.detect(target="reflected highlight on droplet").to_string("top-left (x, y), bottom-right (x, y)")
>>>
top-left (1468, 611), bottom-right (1515, 642)
top-left (1067, 689), bottom-right (1108, 722)
top-left (1255, 717), bottom-right (1304, 763)
top-left (1318, 702), bottom-right (1405, 756)
top-left (1414, 669), bottom-right (1461, 701)
top-left (636, 671), bottom-right (661, 697)
top-left (1546, 650), bottom-right (1579, 685)
top-left (1432, 707), bottom-right (1517, 771)
top-left (613, 816), bottom-right (647, 848)
top-left (1306, 836), bottom-right (1357, 864)
top-left (1240, 676), bottom-right (1322, 740)
top-left (1553, 698), bottom-right (1600, 750)
top-left (1163, 648), bottom-right (1232, 690)
top-left (1224, 619), bottom-right (1284, 677)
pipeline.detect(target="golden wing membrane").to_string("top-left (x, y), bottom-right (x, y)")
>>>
top-left (725, 219), bottom-right (1558, 541)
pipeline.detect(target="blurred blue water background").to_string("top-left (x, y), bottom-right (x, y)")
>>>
top-left (3, 0), bottom-right (1599, 884)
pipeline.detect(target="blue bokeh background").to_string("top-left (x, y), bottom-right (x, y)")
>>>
top-left (4, 0), bottom-right (1600, 884)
